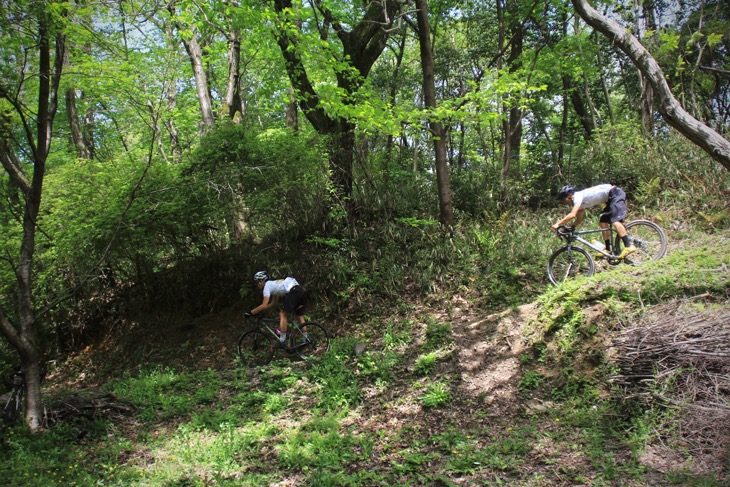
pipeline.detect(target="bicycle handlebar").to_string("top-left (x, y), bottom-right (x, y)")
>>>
top-left (555, 225), bottom-right (574, 237)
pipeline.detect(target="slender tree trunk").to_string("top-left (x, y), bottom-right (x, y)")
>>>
top-left (496, 0), bottom-right (506, 181)
top-left (0, 5), bottom-right (65, 432)
top-left (456, 121), bottom-right (466, 171)
top-left (166, 80), bottom-right (181, 163)
top-left (162, 21), bottom-right (181, 163)
top-left (595, 33), bottom-right (615, 124)
top-left (415, 0), bottom-right (452, 227)
top-left (286, 86), bottom-right (298, 131)
top-left (572, 0), bottom-right (730, 170)
top-left (564, 75), bottom-right (595, 139)
top-left (503, 9), bottom-right (523, 183)
top-left (223, 29), bottom-right (243, 123)
top-left (181, 33), bottom-right (215, 132)
top-left (64, 8), bottom-right (94, 160)
top-left (386, 30), bottom-right (407, 157)
top-left (558, 78), bottom-right (569, 172)
top-left (638, 0), bottom-right (656, 134)
top-left (65, 88), bottom-right (92, 159)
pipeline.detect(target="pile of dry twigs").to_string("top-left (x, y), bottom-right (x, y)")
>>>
top-left (610, 301), bottom-right (730, 476)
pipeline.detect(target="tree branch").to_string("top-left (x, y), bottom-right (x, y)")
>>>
top-left (571, 0), bottom-right (730, 171)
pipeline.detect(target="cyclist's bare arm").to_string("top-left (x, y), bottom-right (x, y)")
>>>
top-left (552, 206), bottom-right (584, 231)
top-left (251, 295), bottom-right (274, 315)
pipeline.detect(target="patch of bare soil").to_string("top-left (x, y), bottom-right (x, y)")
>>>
top-left (453, 303), bottom-right (531, 414)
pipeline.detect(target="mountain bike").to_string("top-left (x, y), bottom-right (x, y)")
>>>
top-left (548, 219), bottom-right (667, 286)
top-left (237, 314), bottom-right (330, 367)
top-left (2, 365), bottom-right (25, 430)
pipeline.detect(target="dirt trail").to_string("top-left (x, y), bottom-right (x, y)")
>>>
top-left (450, 305), bottom-right (533, 415)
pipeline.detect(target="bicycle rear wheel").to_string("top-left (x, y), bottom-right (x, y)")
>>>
top-left (237, 330), bottom-right (274, 367)
top-left (615, 220), bottom-right (667, 266)
top-left (548, 246), bottom-right (595, 286)
top-left (291, 323), bottom-right (330, 361)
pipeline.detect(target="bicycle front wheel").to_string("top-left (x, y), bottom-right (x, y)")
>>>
top-left (292, 323), bottom-right (330, 361)
top-left (237, 330), bottom-right (274, 367)
top-left (616, 220), bottom-right (667, 266)
top-left (548, 246), bottom-right (595, 286)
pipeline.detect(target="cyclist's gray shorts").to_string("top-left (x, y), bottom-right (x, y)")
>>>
top-left (599, 186), bottom-right (628, 224)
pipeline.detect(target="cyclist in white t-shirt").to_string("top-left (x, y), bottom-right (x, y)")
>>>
top-left (551, 184), bottom-right (636, 258)
top-left (248, 271), bottom-right (308, 344)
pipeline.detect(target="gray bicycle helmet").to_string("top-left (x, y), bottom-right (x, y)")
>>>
top-left (253, 271), bottom-right (268, 282)
top-left (557, 185), bottom-right (575, 200)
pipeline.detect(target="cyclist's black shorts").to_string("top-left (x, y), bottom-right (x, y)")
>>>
top-left (282, 285), bottom-right (308, 316)
top-left (599, 186), bottom-right (628, 224)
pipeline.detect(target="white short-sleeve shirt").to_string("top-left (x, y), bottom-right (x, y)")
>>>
top-left (263, 277), bottom-right (299, 299)
top-left (572, 184), bottom-right (612, 210)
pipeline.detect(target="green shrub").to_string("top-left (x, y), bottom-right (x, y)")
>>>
top-left (419, 381), bottom-right (451, 408)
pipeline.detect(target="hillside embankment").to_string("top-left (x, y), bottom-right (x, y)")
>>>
top-left (8, 228), bottom-right (720, 486)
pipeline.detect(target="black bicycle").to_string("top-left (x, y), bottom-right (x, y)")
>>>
top-left (2, 365), bottom-right (25, 427)
top-left (548, 219), bottom-right (667, 286)
top-left (237, 314), bottom-right (330, 367)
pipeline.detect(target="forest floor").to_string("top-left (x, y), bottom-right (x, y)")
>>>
top-left (40, 231), bottom-right (730, 486)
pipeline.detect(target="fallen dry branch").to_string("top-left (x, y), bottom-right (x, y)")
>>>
top-left (45, 391), bottom-right (135, 426)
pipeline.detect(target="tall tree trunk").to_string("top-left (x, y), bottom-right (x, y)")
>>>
top-left (223, 29), bottom-right (243, 123)
top-left (564, 75), bottom-right (595, 139)
top-left (503, 10), bottom-right (524, 183)
top-left (635, 1), bottom-right (654, 135)
top-left (166, 79), bottom-right (181, 163)
top-left (386, 30), bottom-right (407, 158)
top-left (286, 86), bottom-right (298, 131)
top-left (64, 7), bottom-right (94, 160)
top-left (595, 33), bottom-right (615, 125)
top-left (496, 0), bottom-right (507, 182)
top-left (558, 78), bottom-right (569, 173)
top-left (415, 0), bottom-right (453, 227)
top-left (572, 0), bottom-right (730, 170)
top-left (181, 32), bottom-right (215, 132)
top-left (0, 4), bottom-right (65, 431)
top-left (163, 21), bottom-right (181, 163)
top-left (65, 88), bottom-right (92, 159)
top-left (638, 0), bottom-right (657, 134)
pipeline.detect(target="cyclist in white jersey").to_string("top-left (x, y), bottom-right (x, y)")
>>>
top-left (551, 184), bottom-right (636, 258)
top-left (249, 271), bottom-right (308, 343)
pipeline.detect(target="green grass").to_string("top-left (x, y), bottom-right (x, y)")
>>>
top-left (2, 226), bottom-right (727, 486)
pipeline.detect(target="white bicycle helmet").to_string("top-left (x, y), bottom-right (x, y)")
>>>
top-left (253, 271), bottom-right (268, 282)
top-left (557, 185), bottom-right (575, 200)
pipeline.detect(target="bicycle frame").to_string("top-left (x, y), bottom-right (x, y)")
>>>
top-left (563, 227), bottom-right (618, 260)
top-left (256, 316), bottom-right (306, 341)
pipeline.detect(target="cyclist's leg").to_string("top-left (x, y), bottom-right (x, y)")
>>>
top-left (607, 187), bottom-right (631, 251)
top-left (278, 308), bottom-right (288, 337)
top-left (281, 285), bottom-right (306, 342)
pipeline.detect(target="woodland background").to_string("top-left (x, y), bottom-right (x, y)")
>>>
top-left (0, 1), bottom-right (729, 484)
